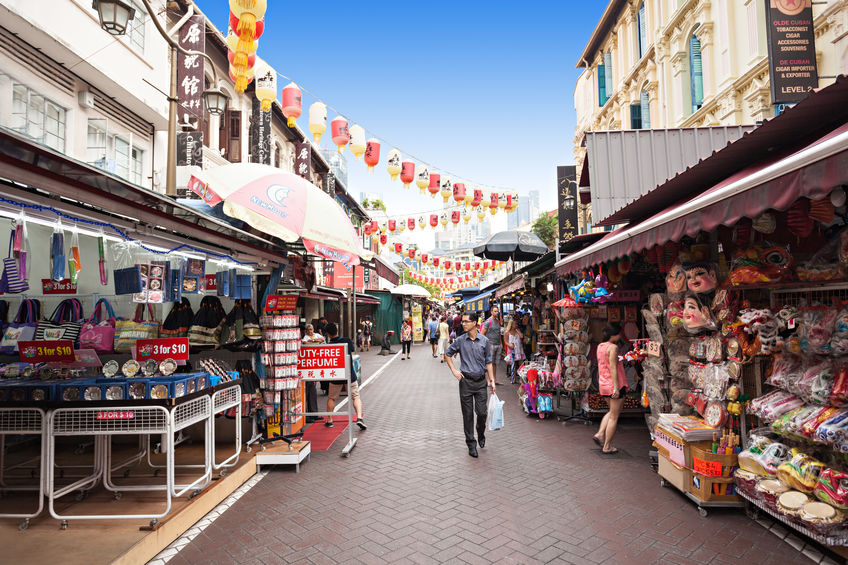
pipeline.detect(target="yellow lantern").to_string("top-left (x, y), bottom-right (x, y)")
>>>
top-left (386, 149), bottom-right (402, 180)
top-left (511, 192), bottom-right (520, 212)
top-left (349, 125), bottom-right (366, 160)
top-left (498, 192), bottom-right (508, 209)
top-left (229, 0), bottom-right (267, 42)
top-left (462, 208), bottom-right (471, 224)
top-left (476, 205), bottom-right (485, 222)
top-left (415, 166), bottom-right (430, 194)
top-left (398, 219), bottom-right (406, 232)
top-left (417, 215), bottom-right (426, 230)
top-left (440, 176), bottom-right (452, 203)
top-left (254, 63), bottom-right (276, 112)
top-left (464, 185), bottom-right (474, 207)
top-left (226, 33), bottom-right (258, 58)
top-left (379, 220), bottom-right (387, 234)
top-left (309, 102), bottom-right (327, 144)
top-left (489, 205), bottom-right (498, 215)
top-left (440, 212), bottom-right (448, 227)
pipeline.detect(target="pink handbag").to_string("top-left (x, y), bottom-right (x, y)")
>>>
top-left (79, 298), bottom-right (118, 352)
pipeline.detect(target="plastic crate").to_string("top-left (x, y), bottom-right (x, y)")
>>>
top-left (96, 378), bottom-right (128, 401)
top-left (148, 375), bottom-right (195, 399)
top-left (0, 380), bottom-right (56, 402)
top-left (57, 379), bottom-right (104, 401)
top-left (126, 378), bottom-right (152, 400)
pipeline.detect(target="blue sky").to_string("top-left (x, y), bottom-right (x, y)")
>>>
top-left (195, 1), bottom-right (606, 246)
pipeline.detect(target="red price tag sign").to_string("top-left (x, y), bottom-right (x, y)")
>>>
top-left (96, 411), bottom-right (135, 420)
top-left (647, 341), bottom-right (662, 357)
top-left (265, 294), bottom-right (298, 312)
top-left (41, 278), bottom-right (78, 294)
top-left (205, 274), bottom-right (218, 291)
top-left (693, 457), bottom-right (723, 477)
top-left (18, 340), bottom-right (75, 363)
top-left (135, 338), bottom-right (190, 362)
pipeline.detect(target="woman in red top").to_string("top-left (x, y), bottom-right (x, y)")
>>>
top-left (400, 319), bottom-right (414, 360)
top-left (593, 323), bottom-right (627, 454)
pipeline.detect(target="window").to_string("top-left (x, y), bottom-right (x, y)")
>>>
top-left (630, 104), bottom-right (642, 129)
top-left (11, 83), bottom-right (66, 152)
top-left (131, 145), bottom-right (143, 185)
top-left (597, 51), bottom-right (613, 106)
top-left (604, 52), bottom-right (613, 99)
top-left (86, 118), bottom-right (108, 165)
top-left (640, 90), bottom-right (651, 128)
top-left (690, 34), bottom-right (704, 113)
top-left (114, 137), bottom-right (144, 184)
top-left (637, 3), bottom-right (647, 58)
top-left (128, 2), bottom-right (145, 53)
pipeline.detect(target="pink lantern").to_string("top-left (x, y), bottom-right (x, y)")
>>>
top-left (472, 189), bottom-right (483, 207)
top-left (453, 182), bottom-right (466, 205)
top-left (489, 192), bottom-right (499, 209)
top-left (429, 214), bottom-right (439, 228)
top-left (331, 116), bottom-right (350, 153)
top-left (388, 219), bottom-right (396, 233)
top-left (281, 83), bottom-right (302, 127)
top-left (407, 218), bottom-right (415, 231)
top-left (451, 210), bottom-right (461, 225)
top-left (428, 173), bottom-right (441, 198)
top-left (364, 139), bottom-right (380, 172)
top-left (400, 162), bottom-right (415, 189)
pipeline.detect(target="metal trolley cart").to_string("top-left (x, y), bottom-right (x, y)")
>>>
top-left (0, 407), bottom-right (47, 530)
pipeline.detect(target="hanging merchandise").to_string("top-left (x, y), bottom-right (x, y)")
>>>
top-left (309, 102), bottom-right (327, 143)
top-left (386, 149), bottom-right (402, 180)
top-left (0, 299), bottom-right (40, 355)
top-left (440, 176), bottom-right (452, 203)
top-left (428, 172), bottom-right (441, 199)
top-left (79, 298), bottom-right (118, 353)
top-left (349, 124), bottom-right (366, 160)
top-left (188, 296), bottom-right (227, 349)
top-left (114, 304), bottom-right (160, 353)
top-left (254, 64), bottom-right (276, 112)
top-left (280, 82), bottom-right (302, 126)
top-left (331, 116), bottom-right (350, 153)
top-left (97, 229), bottom-right (108, 285)
top-left (160, 297), bottom-right (194, 339)
top-left (68, 227), bottom-right (82, 284)
top-left (401, 162), bottom-right (415, 188)
top-left (1, 223), bottom-right (28, 294)
top-left (364, 138), bottom-right (380, 172)
top-left (416, 166), bottom-right (430, 195)
top-left (50, 222), bottom-right (65, 282)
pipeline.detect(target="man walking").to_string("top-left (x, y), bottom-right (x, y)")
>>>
top-left (324, 323), bottom-right (367, 430)
top-left (445, 312), bottom-right (495, 458)
top-left (428, 315), bottom-right (440, 357)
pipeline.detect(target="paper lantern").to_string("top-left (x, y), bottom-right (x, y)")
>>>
top-left (364, 138), bottom-right (380, 172)
top-left (309, 102), bottom-right (327, 144)
top-left (429, 214), bottom-right (439, 228)
top-left (453, 182), bottom-right (466, 205)
top-left (489, 206), bottom-right (498, 215)
top-left (387, 219), bottom-right (396, 234)
top-left (400, 162), bottom-right (415, 189)
top-left (511, 192), bottom-right (519, 211)
top-left (398, 220), bottom-right (406, 232)
top-left (428, 172), bottom-right (441, 198)
top-left (349, 125), bottom-right (366, 160)
top-left (227, 48), bottom-right (256, 69)
top-left (408, 248), bottom-right (416, 259)
top-left (440, 212), bottom-right (448, 227)
top-left (440, 176), bottom-right (452, 203)
top-left (462, 208), bottom-right (471, 224)
top-left (386, 149), bottom-right (402, 180)
top-left (281, 82), bottom-right (302, 126)
top-left (254, 64), bottom-right (276, 112)
top-left (474, 262), bottom-right (481, 271)
top-left (229, 0), bottom-right (267, 40)
top-left (363, 223), bottom-right (373, 236)
top-left (379, 234), bottom-right (387, 245)
top-left (229, 11), bottom-right (265, 41)
top-left (407, 218), bottom-right (415, 231)
top-left (444, 260), bottom-right (452, 269)
top-left (415, 166), bottom-right (430, 194)
top-left (433, 258), bottom-right (440, 267)
top-left (378, 220), bottom-right (387, 234)
top-left (483, 261), bottom-right (490, 271)
top-left (505, 194), bottom-right (513, 212)
top-left (498, 193), bottom-right (508, 209)
top-left (422, 254), bottom-right (429, 265)
top-left (331, 116), bottom-right (350, 153)
top-left (369, 220), bottom-right (378, 233)
top-left (489, 192), bottom-right (499, 209)
top-left (451, 210), bottom-right (461, 226)
top-left (464, 186), bottom-right (474, 206)
top-left (394, 243), bottom-right (403, 254)
top-left (465, 262), bottom-right (471, 271)
top-left (226, 32), bottom-right (258, 59)
top-left (418, 216), bottom-right (426, 229)
top-left (229, 65), bottom-right (254, 90)
top-left (472, 189), bottom-right (483, 207)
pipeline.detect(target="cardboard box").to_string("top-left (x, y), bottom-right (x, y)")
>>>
top-left (658, 453), bottom-right (690, 493)
top-left (654, 425), bottom-right (687, 467)
top-left (689, 473), bottom-right (740, 502)
top-left (686, 441), bottom-right (738, 477)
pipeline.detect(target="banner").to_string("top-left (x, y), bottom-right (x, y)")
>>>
top-left (295, 142), bottom-right (312, 179)
top-left (177, 14), bottom-right (205, 126)
top-left (557, 165), bottom-right (578, 243)
top-left (412, 304), bottom-right (423, 341)
top-left (176, 131), bottom-right (204, 167)
top-left (249, 96), bottom-right (272, 164)
top-left (764, 0), bottom-right (818, 104)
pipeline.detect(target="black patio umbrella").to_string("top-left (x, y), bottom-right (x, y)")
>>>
top-left (473, 230), bottom-right (549, 262)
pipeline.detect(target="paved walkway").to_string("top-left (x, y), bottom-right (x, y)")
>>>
top-left (165, 342), bottom-right (813, 565)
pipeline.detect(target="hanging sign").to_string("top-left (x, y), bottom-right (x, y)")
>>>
top-left (177, 131), bottom-right (204, 167)
top-left (205, 274), bottom-right (218, 291)
top-left (764, 0), bottom-right (818, 104)
top-left (18, 340), bottom-right (75, 364)
top-left (249, 96), bottom-right (272, 165)
top-left (187, 175), bottom-right (222, 205)
top-left (265, 294), bottom-right (298, 312)
top-left (41, 279), bottom-right (77, 294)
top-left (295, 142), bottom-right (311, 179)
top-left (177, 14), bottom-right (205, 125)
top-left (647, 341), bottom-right (662, 357)
top-left (135, 338), bottom-right (190, 362)
top-left (557, 165), bottom-right (578, 244)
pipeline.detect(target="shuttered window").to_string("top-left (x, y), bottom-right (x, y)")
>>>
top-left (637, 3), bottom-right (647, 58)
top-left (690, 35), bottom-right (704, 113)
top-left (604, 52), bottom-right (613, 99)
top-left (640, 90), bottom-right (651, 128)
top-left (219, 109), bottom-right (242, 162)
top-left (598, 64), bottom-right (607, 106)
top-left (630, 104), bottom-right (642, 129)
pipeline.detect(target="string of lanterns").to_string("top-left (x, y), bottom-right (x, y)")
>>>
top-left (406, 269), bottom-right (483, 292)
top-left (227, 1), bottom-right (266, 94)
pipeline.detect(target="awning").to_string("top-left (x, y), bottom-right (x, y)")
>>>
top-left (495, 274), bottom-right (526, 299)
top-left (464, 290), bottom-right (494, 312)
top-left (371, 256), bottom-right (400, 286)
top-left (556, 123), bottom-right (848, 275)
top-left (301, 290), bottom-right (343, 301)
top-left (355, 293), bottom-right (380, 305)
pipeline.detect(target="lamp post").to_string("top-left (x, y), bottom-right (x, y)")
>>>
top-left (93, 0), bottom-right (229, 197)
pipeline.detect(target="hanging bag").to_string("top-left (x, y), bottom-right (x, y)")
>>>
top-left (114, 304), bottom-right (160, 352)
top-left (79, 298), bottom-right (119, 352)
top-left (1, 228), bottom-right (29, 294)
top-left (161, 298), bottom-right (193, 338)
top-left (35, 298), bottom-right (83, 345)
top-left (0, 299), bottom-right (40, 354)
top-left (189, 296), bottom-right (226, 349)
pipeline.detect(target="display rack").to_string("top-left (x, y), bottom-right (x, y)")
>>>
top-left (739, 490), bottom-right (848, 546)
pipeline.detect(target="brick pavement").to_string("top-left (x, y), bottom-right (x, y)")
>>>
top-left (166, 342), bottom-right (809, 565)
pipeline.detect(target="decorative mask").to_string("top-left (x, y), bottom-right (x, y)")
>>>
top-left (685, 263), bottom-right (718, 294)
top-left (665, 263), bottom-right (686, 294)
top-left (682, 294), bottom-right (716, 332)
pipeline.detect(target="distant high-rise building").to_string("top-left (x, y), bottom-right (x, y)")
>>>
top-left (319, 149), bottom-right (348, 188)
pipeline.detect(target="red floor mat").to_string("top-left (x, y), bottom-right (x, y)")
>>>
top-left (301, 415), bottom-right (352, 451)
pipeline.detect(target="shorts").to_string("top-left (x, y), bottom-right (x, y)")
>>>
top-left (328, 381), bottom-right (360, 401)
top-left (603, 387), bottom-right (627, 399)
top-left (430, 338), bottom-right (439, 345)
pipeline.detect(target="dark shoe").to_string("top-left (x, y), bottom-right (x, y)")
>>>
top-left (356, 418), bottom-right (367, 430)
top-left (324, 420), bottom-right (334, 428)
top-left (478, 437), bottom-right (486, 449)
top-left (468, 446), bottom-right (478, 458)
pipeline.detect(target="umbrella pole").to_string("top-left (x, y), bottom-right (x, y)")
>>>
top-left (352, 265), bottom-right (357, 342)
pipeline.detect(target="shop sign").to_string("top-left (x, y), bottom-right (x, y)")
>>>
top-left (764, 0), bottom-right (818, 104)
top-left (41, 278), bottom-right (77, 294)
top-left (297, 344), bottom-right (348, 379)
top-left (205, 274), bottom-right (218, 291)
top-left (177, 131), bottom-right (204, 167)
top-left (249, 96), bottom-right (271, 165)
top-left (265, 294), bottom-right (298, 312)
top-left (557, 165), bottom-right (578, 244)
top-left (18, 340), bottom-right (75, 364)
top-left (96, 411), bottom-right (135, 420)
top-left (295, 142), bottom-right (312, 179)
top-left (177, 14), bottom-right (205, 125)
top-left (135, 338), bottom-right (190, 361)
top-left (654, 426), bottom-right (686, 467)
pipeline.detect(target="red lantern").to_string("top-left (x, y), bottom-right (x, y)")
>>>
top-left (472, 189), bottom-right (483, 207)
top-left (364, 139), bottom-right (381, 172)
top-left (433, 258), bottom-right (440, 267)
top-left (453, 182), bottom-right (466, 205)
top-left (394, 243), bottom-right (403, 254)
top-left (451, 210), bottom-right (460, 225)
top-left (400, 162), bottom-right (415, 188)
top-left (506, 194), bottom-right (512, 210)
top-left (473, 262), bottom-right (479, 271)
top-left (408, 248), bottom-right (416, 259)
top-left (388, 219), bottom-right (396, 233)
top-left (465, 262), bottom-right (471, 271)
top-left (363, 223), bottom-right (373, 236)
top-left (428, 173), bottom-right (441, 198)
top-left (407, 218), bottom-right (415, 231)
top-left (483, 261), bottom-right (489, 271)
top-left (444, 260), bottom-right (452, 270)
top-left (228, 50), bottom-right (256, 69)
top-left (422, 253), bottom-right (429, 265)
top-left (465, 274), bottom-right (470, 281)
top-left (379, 234), bottom-right (387, 245)
top-left (489, 192), bottom-right (499, 209)
top-left (430, 214), bottom-right (439, 228)
top-left (370, 220), bottom-right (378, 233)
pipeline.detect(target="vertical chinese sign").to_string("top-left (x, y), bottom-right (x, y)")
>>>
top-left (177, 15), bottom-right (205, 127)
top-left (764, 0), bottom-right (818, 104)
top-left (249, 96), bottom-right (271, 164)
top-left (295, 142), bottom-right (311, 179)
top-left (557, 165), bottom-right (578, 245)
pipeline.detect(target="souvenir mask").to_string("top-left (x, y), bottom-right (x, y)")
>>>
top-left (685, 263), bottom-right (718, 294)
top-left (682, 295), bottom-right (715, 332)
top-left (665, 263), bottom-right (686, 294)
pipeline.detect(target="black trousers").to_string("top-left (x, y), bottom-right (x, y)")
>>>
top-left (401, 340), bottom-right (412, 354)
top-left (459, 376), bottom-right (488, 446)
top-left (305, 381), bottom-right (318, 416)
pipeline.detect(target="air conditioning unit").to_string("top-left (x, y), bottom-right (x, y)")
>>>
top-left (78, 90), bottom-right (95, 109)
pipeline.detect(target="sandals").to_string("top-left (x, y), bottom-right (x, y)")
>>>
top-left (601, 447), bottom-right (619, 454)
top-left (592, 436), bottom-right (602, 447)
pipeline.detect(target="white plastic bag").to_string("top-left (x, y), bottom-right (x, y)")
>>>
top-left (487, 393), bottom-right (505, 431)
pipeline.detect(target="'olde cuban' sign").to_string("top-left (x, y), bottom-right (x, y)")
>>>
top-left (764, 0), bottom-right (818, 104)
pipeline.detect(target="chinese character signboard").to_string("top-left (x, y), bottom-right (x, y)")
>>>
top-left (764, 0), bottom-right (818, 104)
top-left (177, 15), bottom-right (205, 126)
top-left (176, 131), bottom-right (203, 167)
top-left (295, 142), bottom-right (311, 179)
top-left (557, 165), bottom-right (578, 244)
top-left (249, 96), bottom-right (271, 164)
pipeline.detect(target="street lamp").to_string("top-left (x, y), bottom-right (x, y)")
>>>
top-left (564, 192), bottom-right (576, 210)
top-left (92, 0), bottom-right (229, 196)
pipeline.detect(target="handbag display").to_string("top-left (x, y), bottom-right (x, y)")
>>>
top-left (161, 298), bottom-right (193, 338)
top-left (189, 296), bottom-right (226, 349)
top-left (79, 298), bottom-right (119, 352)
top-left (114, 304), bottom-right (160, 353)
top-left (35, 298), bottom-right (83, 346)
top-left (0, 299), bottom-right (41, 355)
top-left (0, 231), bottom-right (29, 294)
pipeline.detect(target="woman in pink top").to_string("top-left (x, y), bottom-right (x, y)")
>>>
top-left (593, 323), bottom-right (627, 454)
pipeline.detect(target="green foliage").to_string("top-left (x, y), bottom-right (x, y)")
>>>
top-left (371, 199), bottom-right (387, 211)
top-left (531, 213), bottom-right (558, 248)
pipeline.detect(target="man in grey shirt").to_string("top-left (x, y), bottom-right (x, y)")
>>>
top-left (445, 311), bottom-right (496, 458)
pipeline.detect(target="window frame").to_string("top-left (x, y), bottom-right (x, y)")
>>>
top-left (10, 82), bottom-right (66, 152)
top-left (689, 34), bottom-right (704, 114)
top-left (637, 2), bottom-right (647, 59)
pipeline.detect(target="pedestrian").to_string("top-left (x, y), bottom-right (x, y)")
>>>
top-left (315, 317), bottom-right (328, 337)
top-left (324, 323), bottom-right (367, 430)
top-left (361, 316), bottom-right (373, 352)
top-left (593, 323), bottom-right (627, 454)
top-left (437, 315), bottom-right (450, 363)
top-left (301, 324), bottom-right (325, 422)
top-left (504, 317), bottom-right (525, 383)
top-left (400, 318), bottom-right (413, 360)
top-left (480, 305), bottom-right (505, 385)
top-left (445, 312), bottom-right (495, 458)
top-left (428, 315), bottom-right (440, 357)
top-left (453, 310), bottom-right (465, 338)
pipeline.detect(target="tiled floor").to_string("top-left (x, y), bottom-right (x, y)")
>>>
top-left (155, 343), bottom-right (823, 564)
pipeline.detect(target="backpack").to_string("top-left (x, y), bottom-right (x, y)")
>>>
top-left (188, 296), bottom-right (226, 349)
